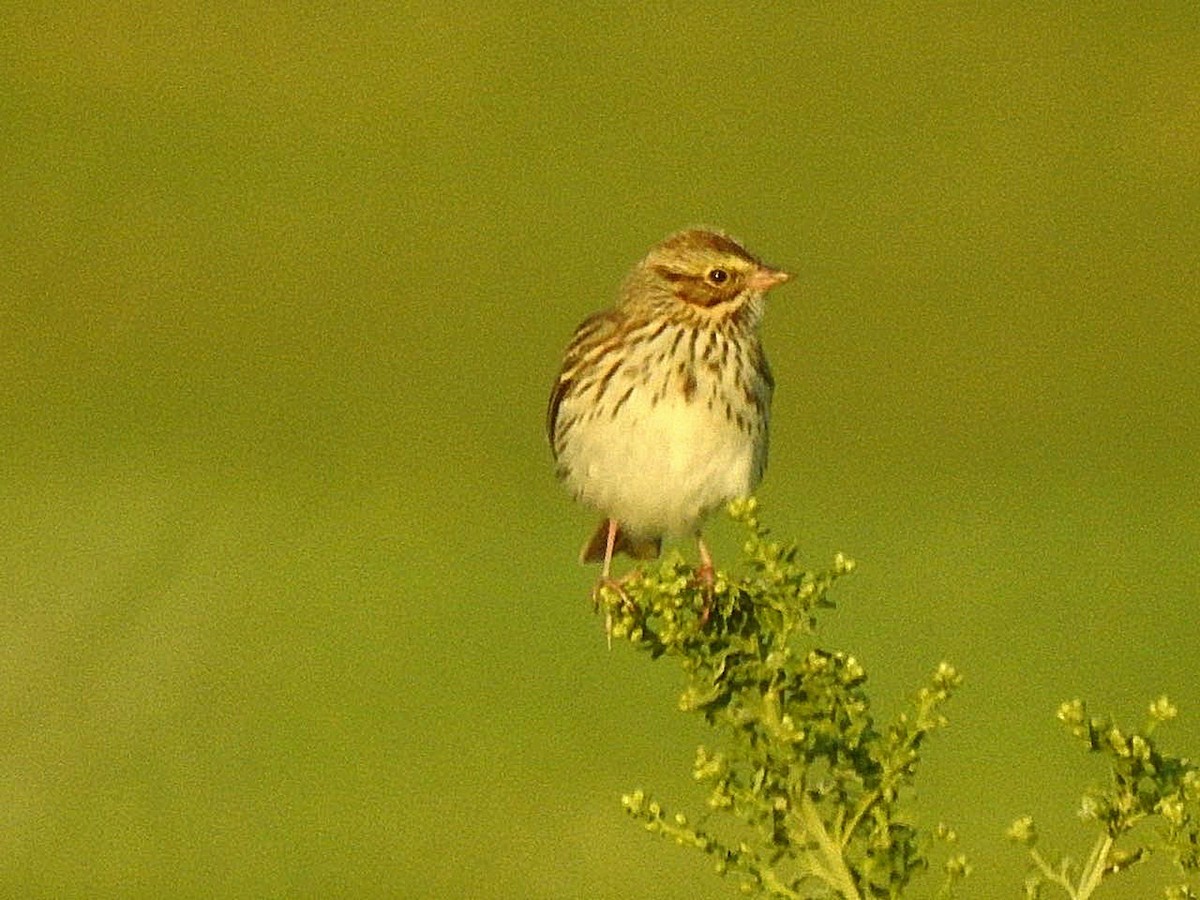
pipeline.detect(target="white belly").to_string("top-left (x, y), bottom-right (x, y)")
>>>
top-left (558, 385), bottom-right (760, 539)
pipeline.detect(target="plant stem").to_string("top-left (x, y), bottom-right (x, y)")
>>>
top-left (797, 794), bottom-right (862, 899)
top-left (1076, 833), bottom-right (1114, 900)
top-left (1028, 849), bottom-right (1076, 898)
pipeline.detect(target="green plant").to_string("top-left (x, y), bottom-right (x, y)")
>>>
top-left (603, 499), bottom-right (966, 898)
top-left (1008, 697), bottom-right (1200, 899)
top-left (598, 499), bottom-right (1199, 899)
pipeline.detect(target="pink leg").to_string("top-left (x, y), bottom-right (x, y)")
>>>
top-left (696, 535), bottom-right (715, 586)
top-left (601, 519), bottom-right (619, 581)
top-left (696, 534), bottom-right (716, 626)
top-left (597, 519), bottom-right (625, 645)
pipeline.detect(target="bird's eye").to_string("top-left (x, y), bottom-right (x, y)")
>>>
top-left (707, 267), bottom-right (729, 284)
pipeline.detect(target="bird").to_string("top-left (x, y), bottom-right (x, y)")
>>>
top-left (547, 228), bottom-right (789, 589)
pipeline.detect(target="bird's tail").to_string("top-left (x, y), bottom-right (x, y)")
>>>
top-left (579, 519), bottom-right (662, 564)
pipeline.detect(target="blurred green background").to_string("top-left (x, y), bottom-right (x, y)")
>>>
top-left (3, 4), bottom-right (1198, 897)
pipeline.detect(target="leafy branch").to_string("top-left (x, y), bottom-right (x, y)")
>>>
top-left (1008, 697), bottom-right (1200, 899)
top-left (601, 499), bottom-right (965, 898)
top-left (592, 500), bottom-right (1198, 898)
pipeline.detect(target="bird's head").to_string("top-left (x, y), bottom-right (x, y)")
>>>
top-left (624, 228), bottom-right (790, 324)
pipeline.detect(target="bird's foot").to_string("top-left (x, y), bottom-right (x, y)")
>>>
top-left (692, 562), bottom-right (716, 627)
top-left (592, 574), bottom-right (640, 646)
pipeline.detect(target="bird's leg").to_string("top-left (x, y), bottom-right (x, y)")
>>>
top-left (601, 517), bottom-right (619, 581)
top-left (696, 534), bottom-right (716, 625)
top-left (696, 534), bottom-right (715, 587)
top-left (592, 519), bottom-right (635, 641)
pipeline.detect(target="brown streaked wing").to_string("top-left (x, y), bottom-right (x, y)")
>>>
top-left (546, 309), bottom-right (618, 452)
top-left (546, 377), bottom-right (569, 458)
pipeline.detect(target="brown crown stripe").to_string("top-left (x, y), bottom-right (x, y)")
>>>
top-left (658, 229), bottom-right (760, 263)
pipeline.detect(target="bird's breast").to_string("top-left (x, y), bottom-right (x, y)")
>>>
top-left (555, 340), bottom-right (769, 537)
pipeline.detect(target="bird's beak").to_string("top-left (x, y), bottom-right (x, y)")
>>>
top-left (748, 266), bottom-right (791, 292)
